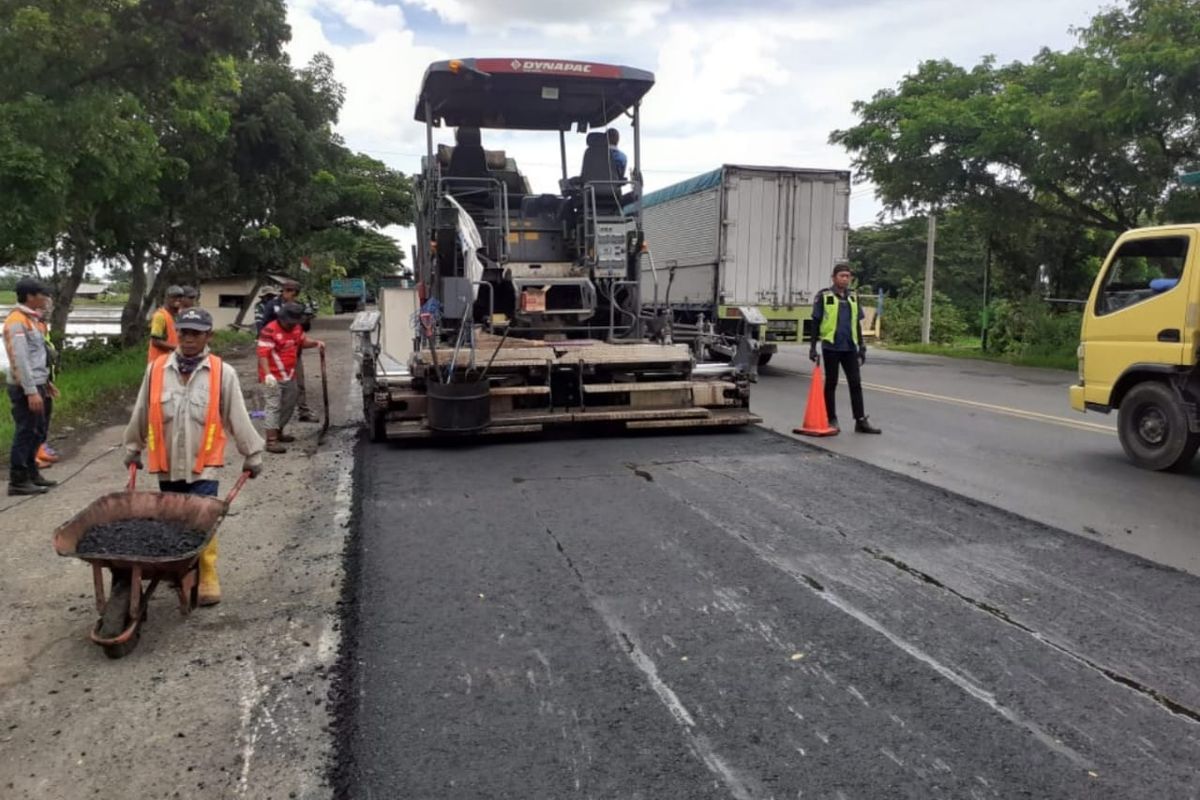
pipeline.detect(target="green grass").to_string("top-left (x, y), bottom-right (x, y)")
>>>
top-left (0, 290), bottom-right (129, 306)
top-left (883, 338), bottom-right (1078, 371)
top-left (0, 330), bottom-right (256, 463)
top-left (0, 347), bottom-right (148, 464)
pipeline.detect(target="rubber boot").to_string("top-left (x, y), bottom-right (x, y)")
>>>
top-left (297, 410), bottom-right (319, 423)
top-left (277, 430), bottom-right (296, 443)
top-left (8, 468), bottom-right (48, 496)
top-left (197, 536), bottom-right (221, 606)
top-left (265, 430), bottom-right (288, 454)
top-left (30, 467), bottom-right (58, 488)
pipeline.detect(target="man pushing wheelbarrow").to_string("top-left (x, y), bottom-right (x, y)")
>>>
top-left (122, 307), bottom-right (265, 606)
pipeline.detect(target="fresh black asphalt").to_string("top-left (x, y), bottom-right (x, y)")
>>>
top-left (335, 427), bottom-right (1200, 799)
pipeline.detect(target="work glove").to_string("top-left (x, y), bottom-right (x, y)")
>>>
top-left (243, 460), bottom-right (263, 479)
top-left (263, 374), bottom-right (279, 389)
top-left (858, 347), bottom-right (867, 366)
top-left (809, 347), bottom-right (819, 364)
top-left (123, 450), bottom-right (143, 470)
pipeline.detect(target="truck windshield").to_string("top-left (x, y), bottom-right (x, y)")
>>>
top-left (1096, 236), bottom-right (1189, 315)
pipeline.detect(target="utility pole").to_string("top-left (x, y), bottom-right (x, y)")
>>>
top-left (980, 239), bottom-right (992, 351)
top-left (921, 212), bottom-right (937, 344)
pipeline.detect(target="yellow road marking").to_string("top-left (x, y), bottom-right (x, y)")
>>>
top-left (858, 381), bottom-right (1117, 436)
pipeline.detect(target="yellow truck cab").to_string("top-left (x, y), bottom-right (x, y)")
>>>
top-left (1071, 223), bottom-right (1200, 470)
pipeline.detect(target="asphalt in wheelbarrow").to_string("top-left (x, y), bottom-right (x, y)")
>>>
top-left (76, 519), bottom-right (208, 558)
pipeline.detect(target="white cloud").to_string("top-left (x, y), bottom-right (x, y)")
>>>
top-left (402, 0), bottom-right (672, 35)
top-left (287, 0), bottom-right (1108, 239)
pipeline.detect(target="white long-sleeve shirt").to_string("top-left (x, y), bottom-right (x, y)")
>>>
top-left (123, 350), bottom-right (264, 482)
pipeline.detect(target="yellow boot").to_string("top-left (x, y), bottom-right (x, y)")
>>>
top-left (198, 536), bottom-right (221, 607)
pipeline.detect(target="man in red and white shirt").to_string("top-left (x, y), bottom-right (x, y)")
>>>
top-left (257, 302), bottom-right (324, 453)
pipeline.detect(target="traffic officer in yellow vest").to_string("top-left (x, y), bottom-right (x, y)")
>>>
top-left (809, 262), bottom-right (882, 434)
top-left (122, 307), bottom-right (265, 606)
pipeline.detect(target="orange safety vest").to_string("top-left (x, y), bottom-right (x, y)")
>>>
top-left (147, 307), bottom-right (178, 364)
top-left (146, 355), bottom-right (227, 475)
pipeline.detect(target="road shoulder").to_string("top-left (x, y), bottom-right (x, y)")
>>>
top-left (0, 318), bottom-right (358, 800)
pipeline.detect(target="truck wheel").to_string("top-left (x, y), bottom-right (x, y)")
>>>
top-left (757, 353), bottom-right (773, 367)
top-left (1118, 382), bottom-right (1200, 471)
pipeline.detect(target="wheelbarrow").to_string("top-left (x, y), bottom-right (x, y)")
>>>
top-left (52, 465), bottom-right (250, 659)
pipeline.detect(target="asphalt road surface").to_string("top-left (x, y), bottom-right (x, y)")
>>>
top-left (340, 426), bottom-right (1200, 799)
top-left (755, 346), bottom-right (1200, 577)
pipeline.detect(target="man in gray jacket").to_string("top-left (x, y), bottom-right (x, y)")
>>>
top-left (3, 277), bottom-right (59, 495)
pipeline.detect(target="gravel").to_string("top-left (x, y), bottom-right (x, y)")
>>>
top-left (76, 519), bottom-right (208, 558)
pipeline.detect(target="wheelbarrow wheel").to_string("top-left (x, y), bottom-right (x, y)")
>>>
top-left (98, 574), bottom-right (142, 659)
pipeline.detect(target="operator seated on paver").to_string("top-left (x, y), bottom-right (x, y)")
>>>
top-left (257, 302), bottom-right (326, 454)
top-left (258, 279), bottom-right (320, 422)
top-left (5, 277), bottom-right (60, 496)
top-left (122, 307), bottom-right (265, 606)
top-left (809, 261), bottom-right (882, 435)
top-left (147, 285), bottom-right (186, 364)
top-left (607, 128), bottom-right (628, 180)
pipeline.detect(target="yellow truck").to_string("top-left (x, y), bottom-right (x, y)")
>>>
top-left (1071, 223), bottom-right (1200, 470)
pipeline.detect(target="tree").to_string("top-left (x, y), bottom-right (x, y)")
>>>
top-left (831, 0), bottom-right (1200, 234)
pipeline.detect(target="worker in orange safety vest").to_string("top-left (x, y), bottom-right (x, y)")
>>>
top-left (123, 307), bottom-right (265, 606)
top-left (147, 285), bottom-right (186, 364)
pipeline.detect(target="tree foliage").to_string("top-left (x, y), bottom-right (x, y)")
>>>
top-left (0, 1), bottom-right (413, 342)
top-left (832, 0), bottom-right (1200, 233)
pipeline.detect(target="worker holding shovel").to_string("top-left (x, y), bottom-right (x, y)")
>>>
top-left (122, 307), bottom-right (265, 606)
top-left (257, 302), bottom-right (325, 453)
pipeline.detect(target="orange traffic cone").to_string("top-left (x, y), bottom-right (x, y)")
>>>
top-left (792, 364), bottom-right (839, 437)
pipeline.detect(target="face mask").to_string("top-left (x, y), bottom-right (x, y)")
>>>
top-left (177, 352), bottom-right (206, 375)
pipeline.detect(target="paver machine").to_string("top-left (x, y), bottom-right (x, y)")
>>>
top-left (356, 58), bottom-right (760, 439)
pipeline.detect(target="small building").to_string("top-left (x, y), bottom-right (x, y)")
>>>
top-left (75, 283), bottom-right (111, 300)
top-left (197, 274), bottom-right (291, 330)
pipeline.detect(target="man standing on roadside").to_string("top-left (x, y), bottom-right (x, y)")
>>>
top-left (258, 279), bottom-right (319, 422)
top-left (147, 285), bottom-right (186, 363)
top-left (4, 277), bottom-right (60, 495)
top-left (809, 262), bottom-right (882, 435)
top-left (180, 286), bottom-right (199, 309)
top-left (257, 302), bottom-right (325, 453)
top-left (122, 307), bottom-right (264, 606)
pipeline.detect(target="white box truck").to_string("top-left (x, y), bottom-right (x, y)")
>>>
top-left (639, 165), bottom-right (851, 365)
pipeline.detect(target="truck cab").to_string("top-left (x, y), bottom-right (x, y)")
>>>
top-left (1071, 223), bottom-right (1200, 470)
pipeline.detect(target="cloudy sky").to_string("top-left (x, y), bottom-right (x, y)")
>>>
top-left (285, 0), bottom-right (1110, 251)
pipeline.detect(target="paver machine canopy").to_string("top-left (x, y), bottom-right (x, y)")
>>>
top-left (413, 58), bottom-right (655, 339)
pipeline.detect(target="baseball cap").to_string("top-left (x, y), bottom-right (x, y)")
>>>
top-left (280, 279), bottom-right (301, 291)
top-left (166, 285), bottom-right (186, 298)
top-left (15, 276), bottom-right (51, 298)
top-left (181, 285), bottom-right (199, 299)
top-left (175, 307), bottom-right (214, 331)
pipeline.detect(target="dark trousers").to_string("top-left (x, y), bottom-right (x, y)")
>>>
top-left (8, 384), bottom-right (51, 473)
top-left (822, 347), bottom-right (865, 422)
top-left (159, 479), bottom-right (219, 497)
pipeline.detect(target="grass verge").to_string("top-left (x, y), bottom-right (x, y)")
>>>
top-left (883, 340), bottom-right (1077, 371)
top-left (0, 330), bottom-right (257, 464)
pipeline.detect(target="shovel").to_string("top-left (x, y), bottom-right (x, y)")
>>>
top-left (318, 346), bottom-right (331, 445)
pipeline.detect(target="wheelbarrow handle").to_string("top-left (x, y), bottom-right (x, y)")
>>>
top-left (223, 471), bottom-right (253, 506)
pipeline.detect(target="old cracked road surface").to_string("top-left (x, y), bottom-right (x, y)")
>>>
top-left (340, 428), bottom-right (1200, 799)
